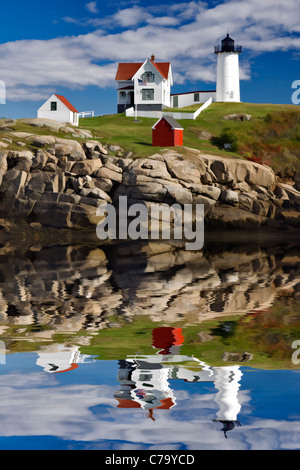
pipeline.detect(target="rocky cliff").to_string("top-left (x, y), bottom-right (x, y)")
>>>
top-left (0, 118), bottom-right (299, 236)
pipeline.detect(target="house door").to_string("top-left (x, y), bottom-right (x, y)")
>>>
top-left (129, 91), bottom-right (134, 106)
top-left (173, 96), bottom-right (178, 108)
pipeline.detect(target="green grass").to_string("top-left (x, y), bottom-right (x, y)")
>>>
top-left (79, 102), bottom-right (300, 175)
top-left (164, 103), bottom-right (204, 113)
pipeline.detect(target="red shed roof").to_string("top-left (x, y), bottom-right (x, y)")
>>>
top-left (54, 94), bottom-right (79, 113)
top-left (152, 115), bottom-right (184, 130)
top-left (115, 61), bottom-right (171, 81)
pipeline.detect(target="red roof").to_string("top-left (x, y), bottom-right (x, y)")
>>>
top-left (171, 90), bottom-right (216, 96)
top-left (115, 63), bottom-right (143, 81)
top-left (55, 94), bottom-right (79, 113)
top-left (149, 60), bottom-right (170, 80)
top-left (115, 61), bottom-right (171, 81)
top-left (118, 86), bottom-right (134, 90)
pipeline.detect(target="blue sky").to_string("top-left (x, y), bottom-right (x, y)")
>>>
top-left (1, 0), bottom-right (300, 118)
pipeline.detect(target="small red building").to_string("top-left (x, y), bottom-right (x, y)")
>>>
top-left (152, 115), bottom-right (183, 147)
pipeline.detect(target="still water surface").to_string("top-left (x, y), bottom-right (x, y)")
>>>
top-left (0, 234), bottom-right (299, 450)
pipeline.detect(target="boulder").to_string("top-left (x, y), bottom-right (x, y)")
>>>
top-left (84, 141), bottom-right (108, 156)
top-left (220, 189), bottom-right (239, 205)
top-left (21, 118), bottom-right (66, 132)
top-left (198, 130), bottom-right (212, 140)
top-left (27, 135), bottom-right (56, 147)
top-left (281, 211), bottom-right (300, 227)
top-left (95, 166), bottom-right (122, 183)
top-left (0, 151), bottom-right (8, 174)
top-left (164, 184), bottom-right (193, 205)
top-left (193, 194), bottom-right (216, 215)
top-left (31, 150), bottom-right (49, 170)
top-left (184, 183), bottom-right (221, 201)
top-left (223, 113), bottom-right (251, 121)
top-left (71, 159), bottom-right (103, 176)
top-left (128, 182), bottom-right (168, 203)
top-left (208, 205), bottom-right (265, 228)
top-left (79, 187), bottom-right (112, 203)
top-left (54, 139), bottom-right (86, 161)
top-left (164, 155), bottom-right (201, 184)
top-left (128, 158), bottom-right (172, 181)
top-left (280, 184), bottom-right (300, 208)
top-left (244, 163), bottom-right (276, 189)
top-left (0, 169), bottom-right (27, 198)
top-left (210, 160), bottom-right (235, 185)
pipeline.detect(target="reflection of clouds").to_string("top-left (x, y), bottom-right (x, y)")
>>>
top-left (0, 368), bottom-right (299, 450)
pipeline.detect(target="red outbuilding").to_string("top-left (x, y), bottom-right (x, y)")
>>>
top-left (152, 115), bottom-right (183, 147)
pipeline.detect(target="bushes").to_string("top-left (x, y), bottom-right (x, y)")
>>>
top-left (211, 127), bottom-right (239, 152)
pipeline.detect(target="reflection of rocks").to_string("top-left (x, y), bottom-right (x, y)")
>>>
top-left (222, 352), bottom-right (253, 362)
top-left (0, 240), bottom-right (299, 344)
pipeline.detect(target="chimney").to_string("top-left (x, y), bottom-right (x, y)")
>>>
top-left (151, 54), bottom-right (155, 62)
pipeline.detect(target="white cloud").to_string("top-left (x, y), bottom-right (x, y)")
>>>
top-left (1, 0), bottom-right (300, 101)
top-left (86, 1), bottom-right (99, 14)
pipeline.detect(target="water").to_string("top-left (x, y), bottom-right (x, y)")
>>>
top-left (0, 233), bottom-right (299, 450)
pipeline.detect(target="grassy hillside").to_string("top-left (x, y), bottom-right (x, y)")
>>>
top-left (80, 102), bottom-right (300, 178)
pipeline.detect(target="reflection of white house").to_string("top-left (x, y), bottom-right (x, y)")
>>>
top-left (36, 344), bottom-right (93, 373)
top-left (37, 94), bottom-right (79, 126)
top-left (115, 55), bottom-right (173, 113)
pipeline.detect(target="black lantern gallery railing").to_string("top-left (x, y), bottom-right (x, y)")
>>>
top-left (214, 45), bottom-right (242, 53)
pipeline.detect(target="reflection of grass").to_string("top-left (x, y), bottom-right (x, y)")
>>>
top-left (78, 299), bottom-right (300, 369)
top-left (80, 316), bottom-right (161, 360)
top-left (2, 299), bottom-right (299, 370)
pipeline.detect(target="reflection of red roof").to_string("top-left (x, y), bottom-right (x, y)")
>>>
top-left (117, 399), bottom-right (141, 408)
top-left (152, 327), bottom-right (184, 354)
top-left (115, 61), bottom-right (171, 81)
top-left (116, 398), bottom-right (174, 409)
top-left (54, 363), bottom-right (79, 373)
top-left (156, 398), bottom-right (174, 410)
top-left (55, 94), bottom-right (79, 113)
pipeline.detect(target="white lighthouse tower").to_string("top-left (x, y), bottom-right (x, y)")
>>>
top-left (215, 34), bottom-right (242, 102)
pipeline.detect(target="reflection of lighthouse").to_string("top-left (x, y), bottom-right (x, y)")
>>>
top-left (114, 327), bottom-right (243, 433)
top-left (213, 366), bottom-right (242, 438)
top-left (115, 328), bottom-right (183, 419)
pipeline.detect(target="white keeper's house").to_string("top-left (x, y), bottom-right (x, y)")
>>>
top-left (115, 34), bottom-right (242, 117)
top-left (115, 55), bottom-right (173, 113)
top-left (37, 94), bottom-right (79, 126)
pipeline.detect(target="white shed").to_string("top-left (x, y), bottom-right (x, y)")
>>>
top-left (37, 94), bottom-right (79, 126)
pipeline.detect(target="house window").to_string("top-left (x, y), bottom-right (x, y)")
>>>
top-left (142, 89), bottom-right (154, 100)
top-left (120, 92), bottom-right (126, 99)
top-left (194, 93), bottom-right (200, 102)
top-left (141, 72), bottom-right (155, 83)
top-left (50, 101), bottom-right (57, 111)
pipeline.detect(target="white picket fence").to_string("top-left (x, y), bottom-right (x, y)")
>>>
top-left (125, 97), bottom-right (212, 120)
top-left (79, 111), bottom-right (95, 118)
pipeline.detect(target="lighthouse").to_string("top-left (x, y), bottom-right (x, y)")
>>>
top-left (214, 34), bottom-right (242, 102)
